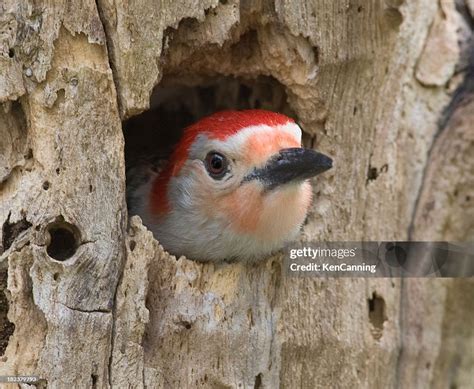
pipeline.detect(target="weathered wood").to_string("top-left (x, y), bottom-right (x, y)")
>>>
top-left (0, 0), bottom-right (472, 388)
top-left (1, 1), bottom-right (124, 387)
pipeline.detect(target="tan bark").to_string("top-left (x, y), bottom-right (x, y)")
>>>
top-left (0, 1), bottom-right (472, 388)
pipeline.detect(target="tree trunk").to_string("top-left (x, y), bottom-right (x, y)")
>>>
top-left (0, 1), bottom-right (473, 388)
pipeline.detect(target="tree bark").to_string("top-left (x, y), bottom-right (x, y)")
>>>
top-left (0, 1), bottom-right (473, 388)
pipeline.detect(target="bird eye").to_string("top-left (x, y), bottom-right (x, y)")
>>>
top-left (205, 152), bottom-right (228, 179)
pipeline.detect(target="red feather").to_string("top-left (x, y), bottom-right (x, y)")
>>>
top-left (150, 110), bottom-right (294, 215)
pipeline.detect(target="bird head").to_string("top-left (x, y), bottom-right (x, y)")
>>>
top-left (140, 109), bottom-right (332, 262)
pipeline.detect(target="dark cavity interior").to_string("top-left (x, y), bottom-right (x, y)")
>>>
top-left (123, 76), bottom-right (296, 175)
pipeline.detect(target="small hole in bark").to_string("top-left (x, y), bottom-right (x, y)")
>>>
top-left (46, 221), bottom-right (80, 261)
top-left (42, 181), bottom-right (50, 190)
top-left (205, 7), bottom-right (218, 16)
top-left (56, 168), bottom-right (60, 175)
top-left (89, 184), bottom-right (93, 193)
top-left (129, 240), bottom-right (136, 251)
top-left (357, 6), bottom-right (363, 12)
top-left (367, 166), bottom-right (378, 181)
top-left (368, 292), bottom-right (387, 340)
top-left (254, 373), bottom-right (263, 389)
top-left (367, 163), bottom-right (388, 182)
top-left (313, 46), bottom-right (319, 64)
top-left (8, 49), bottom-right (14, 58)
top-left (25, 148), bottom-right (33, 159)
top-left (53, 273), bottom-right (60, 281)
top-left (91, 374), bottom-right (98, 388)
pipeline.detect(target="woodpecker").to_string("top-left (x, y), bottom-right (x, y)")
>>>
top-left (128, 109), bottom-right (332, 262)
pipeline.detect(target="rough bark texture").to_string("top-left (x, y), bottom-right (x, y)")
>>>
top-left (0, 1), bottom-right (473, 388)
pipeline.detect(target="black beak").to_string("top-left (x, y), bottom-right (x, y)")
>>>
top-left (244, 148), bottom-right (333, 190)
